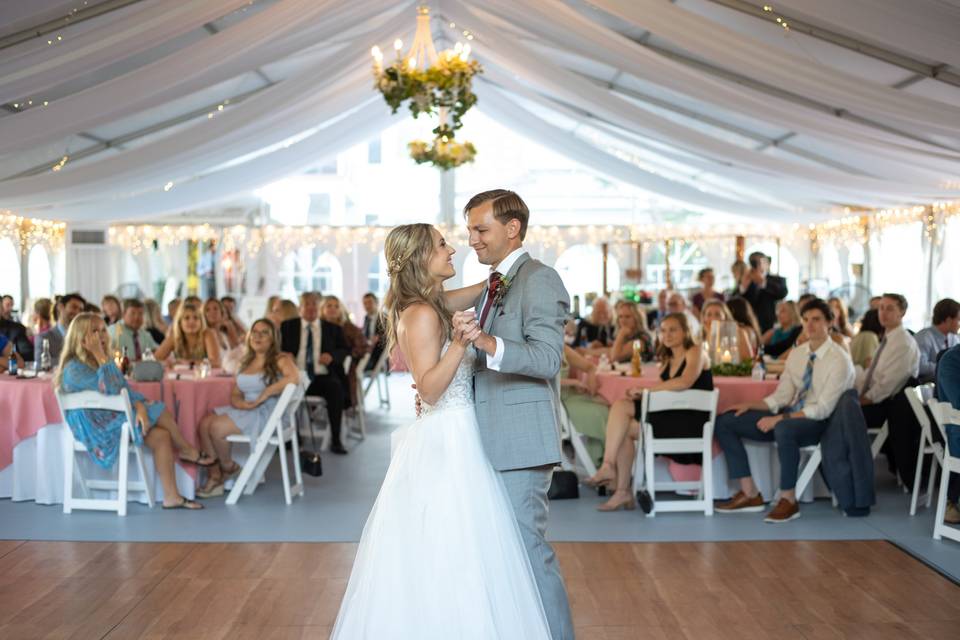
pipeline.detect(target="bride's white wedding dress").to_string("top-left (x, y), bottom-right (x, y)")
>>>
top-left (331, 342), bottom-right (551, 639)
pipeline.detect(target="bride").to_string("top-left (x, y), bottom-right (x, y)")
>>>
top-left (331, 224), bottom-right (552, 639)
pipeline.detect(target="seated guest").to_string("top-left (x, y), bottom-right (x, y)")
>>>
top-left (267, 298), bottom-right (298, 331)
top-left (936, 344), bottom-right (960, 524)
top-left (280, 292), bottom-right (350, 454)
top-left (701, 300), bottom-right (754, 363)
top-left (164, 298), bottom-right (181, 325)
top-left (38, 293), bottom-right (86, 362)
top-left (196, 318), bottom-right (301, 498)
top-left (715, 299), bottom-right (855, 522)
top-left (726, 297), bottom-right (762, 358)
top-left (586, 313), bottom-right (713, 511)
top-left (828, 297), bottom-right (855, 341)
top-left (29, 297), bottom-right (53, 343)
top-left (362, 292), bottom-right (386, 371)
top-left (762, 300), bottom-right (802, 357)
top-left (322, 295), bottom-right (367, 406)
top-left (850, 308), bottom-right (883, 370)
top-left (263, 295), bottom-right (280, 321)
top-left (739, 251), bottom-right (788, 333)
top-left (142, 298), bottom-right (167, 344)
top-left (220, 296), bottom-right (247, 334)
top-left (154, 301), bottom-right (222, 368)
top-left (560, 344), bottom-right (609, 465)
top-left (610, 300), bottom-right (654, 364)
top-left (575, 297), bottom-right (615, 347)
top-left (914, 297), bottom-right (960, 383)
top-left (101, 295), bottom-right (122, 326)
top-left (0, 294), bottom-right (14, 321)
top-left (56, 312), bottom-right (212, 509)
top-left (0, 333), bottom-right (24, 369)
top-left (647, 288), bottom-right (671, 329)
top-left (667, 291), bottom-right (701, 337)
top-left (109, 299), bottom-right (158, 361)
top-left (856, 293), bottom-right (919, 429)
top-left (0, 310), bottom-right (33, 362)
top-left (203, 298), bottom-right (241, 351)
top-left (691, 267), bottom-right (724, 318)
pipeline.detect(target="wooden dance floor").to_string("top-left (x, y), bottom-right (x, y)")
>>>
top-left (1, 539), bottom-right (958, 639)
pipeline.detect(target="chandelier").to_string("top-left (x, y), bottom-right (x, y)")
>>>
top-left (371, 5), bottom-right (482, 170)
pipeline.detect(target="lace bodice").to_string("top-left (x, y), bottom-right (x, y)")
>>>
top-left (420, 341), bottom-right (475, 415)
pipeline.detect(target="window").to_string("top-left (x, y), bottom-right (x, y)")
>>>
top-left (555, 245), bottom-right (621, 308)
top-left (367, 254), bottom-right (389, 300)
top-left (279, 248), bottom-right (343, 299)
top-left (28, 244), bottom-right (52, 300)
top-left (0, 238), bottom-right (19, 308)
top-left (643, 240), bottom-right (709, 291)
top-left (459, 249), bottom-right (490, 290)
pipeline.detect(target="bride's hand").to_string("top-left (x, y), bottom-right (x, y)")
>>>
top-left (453, 321), bottom-right (481, 347)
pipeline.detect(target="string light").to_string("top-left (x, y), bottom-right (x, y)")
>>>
top-left (51, 155), bottom-right (69, 172)
top-left (0, 211), bottom-right (66, 252)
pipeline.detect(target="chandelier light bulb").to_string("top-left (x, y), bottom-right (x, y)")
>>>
top-left (407, 57), bottom-right (417, 70)
top-left (454, 42), bottom-right (463, 53)
top-left (371, 45), bottom-right (383, 61)
top-left (394, 38), bottom-right (403, 51)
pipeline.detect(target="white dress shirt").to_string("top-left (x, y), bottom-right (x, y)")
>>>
top-left (297, 319), bottom-right (328, 375)
top-left (764, 338), bottom-right (855, 421)
top-left (480, 248), bottom-right (527, 372)
top-left (914, 325), bottom-right (960, 380)
top-left (855, 324), bottom-right (920, 403)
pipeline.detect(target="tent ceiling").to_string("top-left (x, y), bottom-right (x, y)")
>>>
top-left (0, 0), bottom-right (957, 223)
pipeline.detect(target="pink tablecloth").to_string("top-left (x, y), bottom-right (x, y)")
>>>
top-left (0, 374), bottom-right (235, 471)
top-left (594, 369), bottom-right (779, 413)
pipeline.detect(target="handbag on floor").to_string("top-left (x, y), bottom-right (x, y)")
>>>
top-left (299, 410), bottom-right (323, 477)
top-left (548, 469), bottom-right (579, 500)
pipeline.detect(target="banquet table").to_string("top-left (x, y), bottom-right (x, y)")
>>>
top-left (0, 372), bottom-right (235, 504)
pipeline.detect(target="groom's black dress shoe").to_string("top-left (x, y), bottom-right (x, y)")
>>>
top-left (330, 443), bottom-right (348, 455)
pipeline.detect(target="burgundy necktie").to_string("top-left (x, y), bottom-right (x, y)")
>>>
top-left (478, 271), bottom-right (502, 328)
top-left (132, 331), bottom-right (142, 361)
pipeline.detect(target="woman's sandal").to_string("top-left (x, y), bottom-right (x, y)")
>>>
top-left (196, 482), bottom-right (224, 499)
top-left (180, 450), bottom-right (218, 467)
top-left (162, 497), bottom-right (204, 510)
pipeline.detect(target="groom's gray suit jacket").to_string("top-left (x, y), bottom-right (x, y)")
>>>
top-left (473, 252), bottom-right (570, 472)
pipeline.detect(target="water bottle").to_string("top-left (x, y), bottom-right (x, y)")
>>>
top-left (751, 346), bottom-right (766, 380)
top-left (39, 338), bottom-right (51, 372)
top-left (142, 348), bottom-right (155, 362)
top-left (598, 352), bottom-right (610, 372)
top-left (200, 357), bottom-right (211, 379)
top-left (7, 345), bottom-right (17, 376)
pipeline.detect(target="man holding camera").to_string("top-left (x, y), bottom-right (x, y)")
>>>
top-left (739, 251), bottom-right (788, 333)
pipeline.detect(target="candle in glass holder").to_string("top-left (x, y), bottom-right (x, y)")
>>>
top-left (722, 349), bottom-right (732, 364)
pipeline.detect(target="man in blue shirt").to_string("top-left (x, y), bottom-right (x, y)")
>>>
top-left (936, 344), bottom-right (960, 524)
top-left (915, 298), bottom-right (960, 383)
top-left (38, 293), bottom-right (86, 363)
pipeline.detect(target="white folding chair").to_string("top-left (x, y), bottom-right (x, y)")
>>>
top-left (346, 353), bottom-right (370, 441)
top-left (633, 388), bottom-right (719, 516)
top-left (905, 384), bottom-right (941, 515)
top-left (55, 388), bottom-right (155, 516)
top-left (794, 445), bottom-right (823, 499)
top-left (363, 348), bottom-right (391, 410)
top-left (869, 421), bottom-right (889, 460)
top-left (928, 400), bottom-right (960, 543)
top-left (558, 400), bottom-right (598, 477)
top-left (226, 378), bottom-right (306, 505)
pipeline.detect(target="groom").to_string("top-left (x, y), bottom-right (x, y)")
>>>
top-left (456, 189), bottom-right (574, 640)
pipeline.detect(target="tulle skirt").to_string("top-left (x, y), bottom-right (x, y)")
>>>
top-left (331, 405), bottom-right (551, 639)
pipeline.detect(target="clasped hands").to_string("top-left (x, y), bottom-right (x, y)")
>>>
top-left (452, 310), bottom-right (484, 347)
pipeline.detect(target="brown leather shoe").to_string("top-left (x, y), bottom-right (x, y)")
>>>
top-left (716, 491), bottom-right (764, 513)
top-left (764, 498), bottom-right (800, 523)
top-left (946, 502), bottom-right (960, 525)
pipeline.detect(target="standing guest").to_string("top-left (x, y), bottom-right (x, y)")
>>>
top-left (164, 298), bottom-right (181, 326)
top-left (690, 267), bottom-right (724, 318)
top-left (101, 295), bottom-right (122, 326)
top-left (199, 242), bottom-right (217, 300)
top-left (154, 301), bottom-right (222, 368)
top-left (1, 294), bottom-right (16, 321)
top-left (828, 297), bottom-right (855, 341)
top-left (850, 308), bottom-right (883, 370)
top-left (322, 295), bottom-right (367, 406)
top-left (715, 299), bottom-right (855, 522)
top-left (936, 344), bottom-right (960, 524)
top-left (38, 293), bottom-right (86, 362)
top-left (739, 251), bottom-right (788, 333)
top-left (56, 313), bottom-right (212, 509)
top-left (586, 313), bottom-right (713, 512)
top-left (203, 298), bottom-right (241, 351)
top-left (726, 297), bottom-right (762, 359)
top-left (30, 298), bottom-right (53, 343)
top-left (196, 318), bottom-right (301, 498)
top-left (362, 292), bottom-right (386, 371)
top-left (667, 291), bottom-right (701, 337)
top-left (220, 296), bottom-right (247, 334)
top-left (575, 297), bottom-right (615, 347)
top-left (762, 301), bottom-right (803, 358)
top-left (280, 292), bottom-right (350, 454)
top-left (142, 299), bottom-right (167, 344)
top-left (109, 299), bottom-right (158, 361)
top-left (914, 298), bottom-right (960, 383)
top-left (701, 300), bottom-right (754, 363)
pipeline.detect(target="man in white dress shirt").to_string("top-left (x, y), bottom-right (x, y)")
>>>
top-left (913, 298), bottom-right (960, 383)
top-left (715, 299), bottom-right (855, 523)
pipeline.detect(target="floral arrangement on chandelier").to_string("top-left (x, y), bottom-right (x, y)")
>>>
top-left (371, 6), bottom-right (482, 170)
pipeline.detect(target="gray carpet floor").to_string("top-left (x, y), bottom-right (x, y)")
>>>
top-left (1, 373), bottom-right (958, 582)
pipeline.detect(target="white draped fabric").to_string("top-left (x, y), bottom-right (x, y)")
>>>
top-left (0, 0), bottom-right (957, 221)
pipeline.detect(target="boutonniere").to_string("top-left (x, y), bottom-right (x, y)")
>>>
top-left (492, 274), bottom-right (513, 316)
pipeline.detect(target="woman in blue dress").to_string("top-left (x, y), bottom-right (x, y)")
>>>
top-left (55, 312), bottom-right (212, 509)
top-left (196, 318), bottom-right (301, 498)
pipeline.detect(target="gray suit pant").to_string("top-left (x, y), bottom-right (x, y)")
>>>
top-left (500, 466), bottom-right (575, 640)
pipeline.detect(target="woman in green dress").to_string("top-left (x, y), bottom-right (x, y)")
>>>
top-left (560, 345), bottom-right (609, 465)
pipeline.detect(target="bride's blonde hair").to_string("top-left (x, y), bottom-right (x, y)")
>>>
top-left (382, 223), bottom-right (452, 353)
